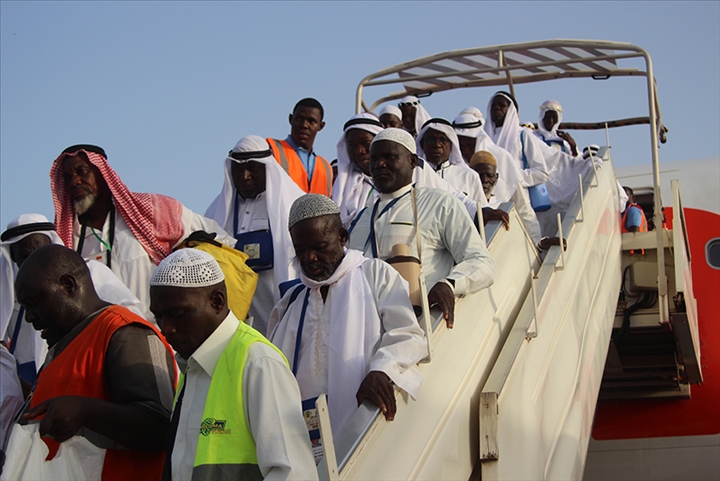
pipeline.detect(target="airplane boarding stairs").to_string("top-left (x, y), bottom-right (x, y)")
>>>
top-left (317, 151), bottom-right (623, 481)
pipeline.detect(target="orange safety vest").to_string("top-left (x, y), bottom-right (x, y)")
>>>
top-left (267, 138), bottom-right (333, 197)
top-left (31, 305), bottom-right (176, 481)
top-left (621, 204), bottom-right (648, 233)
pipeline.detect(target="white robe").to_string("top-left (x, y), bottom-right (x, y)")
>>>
top-left (268, 250), bottom-right (427, 433)
top-left (347, 185), bottom-right (494, 296)
top-left (453, 114), bottom-right (541, 243)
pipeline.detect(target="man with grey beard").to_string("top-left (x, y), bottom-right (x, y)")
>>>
top-left (49, 144), bottom-right (235, 319)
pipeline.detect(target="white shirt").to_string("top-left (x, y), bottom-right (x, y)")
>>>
top-left (234, 194), bottom-right (275, 335)
top-left (172, 312), bottom-right (317, 481)
top-left (434, 161), bottom-right (485, 202)
top-left (347, 184), bottom-right (495, 296)
top-left (75, 206), bottom-right (234, 322)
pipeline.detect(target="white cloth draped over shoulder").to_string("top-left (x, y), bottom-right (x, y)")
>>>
top-left (332, 113), bottom-right (384, 228)
top-left (205, 135), bottom-right (304, 329)
top-left (416, 120), bottom-right (485, 203)
top-left (268, 249), bottom-right (427, 433)
top-left (1, 214), bottom-right (146, 374)
top-left (485, 93), bottom-right (549, 188)
top-left (454, 113), bottom-right (541, 243)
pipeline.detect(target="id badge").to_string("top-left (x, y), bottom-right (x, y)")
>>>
top-left (302, 396), bottom-right (324, 465)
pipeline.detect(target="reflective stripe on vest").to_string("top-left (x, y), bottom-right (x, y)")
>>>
top-left (190, 322), bottom-right (289, 480)
top-left (267, 138), bottom-right (332, 196)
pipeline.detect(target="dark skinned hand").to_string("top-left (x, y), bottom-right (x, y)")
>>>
top-left (24, 396), bottom-right (88, 443)
top-left (539, 236), bottom-right (567, 251)
top-left (427, 281), bottom-right (455, 328)
top-left (482, 208), bottom-right (510, 230)
top-left (356, 371), bottom-right (396, 421)
top-left (557, 130), bottom-right (578, 156)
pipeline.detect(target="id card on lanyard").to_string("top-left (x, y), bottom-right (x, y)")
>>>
top-left (288, 287), bottom-right (325, 464)
top-left (233, 194), bottom-right (274, 271)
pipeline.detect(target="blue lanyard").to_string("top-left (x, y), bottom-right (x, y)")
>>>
top-left (291, 289), bottom-right (312, 376)
top-left (9, 306), bottom-right (24, 355)
top-left (365, 190), bottom-right (411, 258)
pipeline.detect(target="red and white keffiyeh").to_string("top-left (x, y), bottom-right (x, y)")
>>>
top-left (50, 149), bottom-right (184, 265)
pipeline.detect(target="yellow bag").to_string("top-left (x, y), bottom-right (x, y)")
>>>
top-left (177, 234), bottom-right (258, 322)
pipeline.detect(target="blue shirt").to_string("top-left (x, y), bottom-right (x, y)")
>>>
top-left (285, 135), bottom-right (316, 183)
top-left (624, 205), bottom-right (644, 229)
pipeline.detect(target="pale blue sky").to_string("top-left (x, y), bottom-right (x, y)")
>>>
top-left (2, 1), bottom-right (719, 227)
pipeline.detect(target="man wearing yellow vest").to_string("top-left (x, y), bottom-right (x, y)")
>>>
top-left (268, 98), bottom-right (333, 197)
top-left (150, 249), bottom-right (317, 481)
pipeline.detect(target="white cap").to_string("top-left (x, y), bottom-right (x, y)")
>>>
top-left (150, 249), bottom-right (225, 288)
top-left (288, 194), bottom-right (341, 230)
top-left (371, 128), bottom-right (417, 154)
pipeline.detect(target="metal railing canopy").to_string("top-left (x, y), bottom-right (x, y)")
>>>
top-left (355, 39), bottom-right (655, 114)
top-left (355, 38), bottom-right (669, 326)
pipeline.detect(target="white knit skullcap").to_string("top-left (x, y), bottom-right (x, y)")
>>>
top-left (150, 248), bottom-right (225, 288)
top-left (371, 128), bottom-right (417, 154)
top-left (288, 194), bottom-right (340, 230)
top-left (378, 105), bottom-right (403, 120)
top-left (458, 106), bottom-right (484, 120)
top-left (540, 100), bottom-right (563, 113)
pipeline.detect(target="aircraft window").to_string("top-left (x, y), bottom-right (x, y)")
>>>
top-left (707, 238), bottom-right (720, 270)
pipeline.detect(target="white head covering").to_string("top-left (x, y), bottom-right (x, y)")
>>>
top-left (458, 106), bottom-right (485, 122)
top-left (150, 249), bottom-right (225, 288)
top-left (204, 135), bottom-right (304, 299)
top-left (485, 92), bottom-right (522, 161)
top-left (536, 100), bottom-right (564, 145)
top-left (378, 105), bottom-right (402, 121)
top-left (1, 214), bottom-right (63, 338)
top-left (332, 113), bottom-right (384, 227)
top-left (453, 112), bottom-right (485, 139)
top-left (416, 118), bottom-right (468, 168)
top-left (288, 194), bottom-right (341, 230)
top-left (454, 114), bottom-right (526, 203)
top-left (398, 95), bottom-right (432, 134)
top-left (371, 127), bottom-right (417, 154)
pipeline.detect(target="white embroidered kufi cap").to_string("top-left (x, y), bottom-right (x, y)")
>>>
top-left (371, 128), bottom-right (417, 154)
top-left (539, 100), bottom-right (563, 114)
top-left (378, 105), bottom-right (403, 120)
top-left (150, 249), bottom-right (225, 287)
top-left (288, 194), bottom-right (341, 230)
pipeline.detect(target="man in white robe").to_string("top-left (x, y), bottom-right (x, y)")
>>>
top-left (332, 113), bottom-right (384, 228)
top-left (454, 112), bottom-right (541, 243)
top-left (268, 194), bottom-right (427, 435)
top-left (485, 92), bottom-right (550, 190)
top-left (416, 118), bottom-right (485, 203)
top-left (50, 144), bottom-right (235, 320)
top-left (347, 129), bottom-right (495, 327)
top-left (205, 136), bottom-right (304, 335)
top-left (0, 214), bottom-right (145, 383)
top-left (378, 105), bottom-right (403, 129)
top-left (398, 95), bottom-right (432, 138)
top-left (533, 100), bottom-right (579, 156)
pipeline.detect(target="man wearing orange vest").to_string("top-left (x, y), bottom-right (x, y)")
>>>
top-left (16, 245), bottom-right (175, 481)
top-left (267, 98), bottom-right (333, 197)
top-left (621, 186), bottom-right (648, 233)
